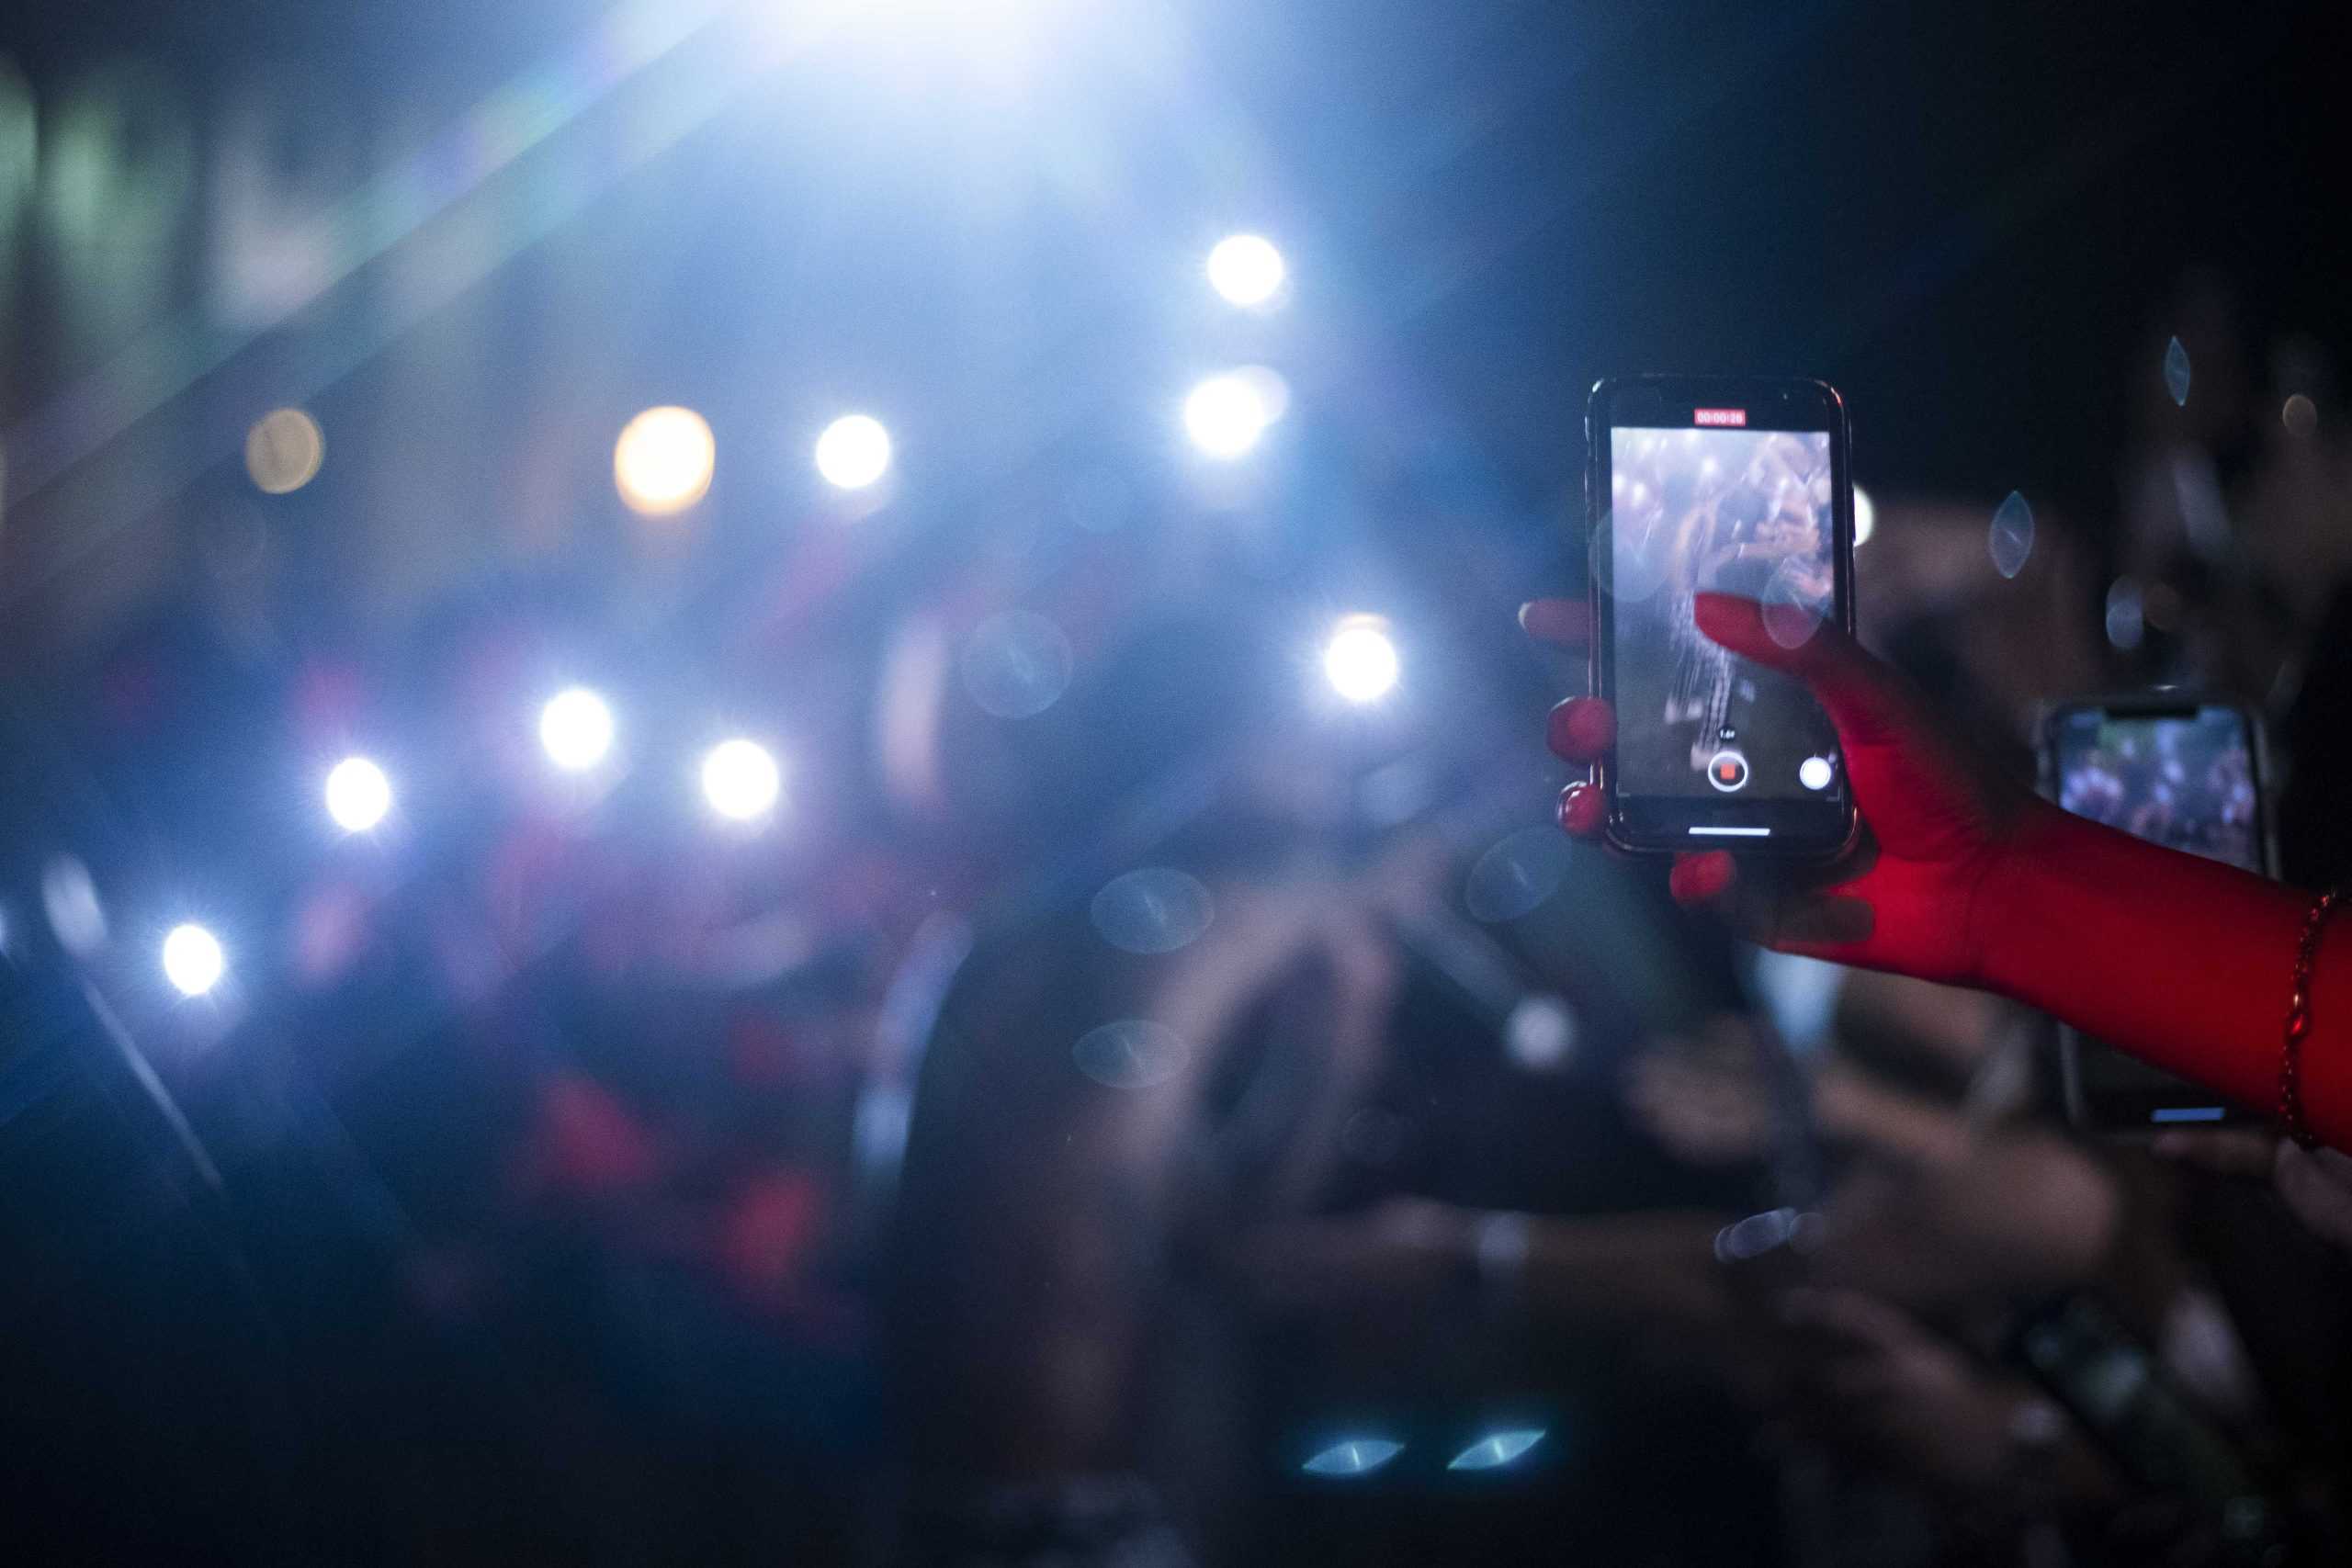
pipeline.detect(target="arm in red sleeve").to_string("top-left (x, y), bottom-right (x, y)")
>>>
top-left (1984, 804), bottom-right (2345, 1144)
top-left (1536, 592), bottom-right (2350, 1149)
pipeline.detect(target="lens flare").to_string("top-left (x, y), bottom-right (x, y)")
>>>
top-left (163, 923), bottom-right (226, 997)
top-left (701, 738), bottom-right (782, 822)
top-left (324, 756), bottom-right (393, 832)
top-left (615, 406), bottom-right (715, 516)
top-left (1322, 615), bottom-right (1399, 703)
top-left (244, 407), bottom-right (325, 495)
top-left (538, 687), bottom-right (616, 772)
top-left (1302, 1438), bottom-right (1403, 1477)
top-left (815, 413), bottom-right (892, 491)
top-left (1448, 1429), bottom-right (1546, 1472)
top-left (1206, 233), bottom-right (1285, 306)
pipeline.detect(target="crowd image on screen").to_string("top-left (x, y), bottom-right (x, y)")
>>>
top-left (2056, 709), bottom-right (2259, 870)
top-left (1608, 428), bottom-right (1839, 795)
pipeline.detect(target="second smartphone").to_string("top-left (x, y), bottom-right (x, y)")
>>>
top-left (2041, 697), bottom-right (2275, 1131)
top-left (1586, 376), bottom-right (1858, 856)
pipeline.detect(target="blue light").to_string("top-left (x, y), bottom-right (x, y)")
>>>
top-left (1447, 1429), bottom-right (1545, 1472)
top-left (1302, 1438), bottom-right (1403, 1477)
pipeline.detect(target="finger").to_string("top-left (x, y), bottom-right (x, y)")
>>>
top-left (1668, 851), bottom-right (1736, 906)
top-left (2149, 1129), bottom-right (2277, 1177)
top-left (1519, 598), bottom-right (1589, 646)
top-left (1557, 780), bottom-right (1605, 838)
top-left (1692, 592), bottom-right (1915, 748)
top-left (1547, 696), bottom-right (1616, 761)
top-left (2274, 1142), bottom-right (2352, 1250)
top-left (1777, 1287), bottom-right (1915, 1355)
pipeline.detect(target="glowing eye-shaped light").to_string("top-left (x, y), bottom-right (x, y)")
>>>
top-left (162, 923), bottom-right (226, 997)
top-left (538, 687), bottom-right (616, 773)
top-left (615, 406), bottom-right (716, 516)
top-left (1323, 615), bottom-right (1400, 704)
top-left (1303, 1438), bottom-right (1404, 1477)
top-left (324, 756), bottom-right (393, 832)
top-left (815, 413), bottom-right (892, 491)
top-left (701, 738), bottom-right (782, 822)
top-left (1206, 233), bottom-right (1285, 306)
top-left (1447, 1429), bottom-right (1546, 1472)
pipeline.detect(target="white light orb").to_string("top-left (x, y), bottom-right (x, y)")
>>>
top-left (1799, 755), bottom-right (1836, 792)
top-left (244, 407), bottom-right (325, 495)
top-left (701, 738), bottom-right (783, 822)
top-left (538, 687), bottom-right (616, 773)
top-left (163, 923), bottom-right (226, 998)
top-left (1206, 232), bottom-right (1285, 306)
top-left (614, 406), bottom-right (716, 516)
top-left (1853, 485), bottom-right (1876, 547)
top-left (1323, 615), bottom-right (1400, 704)
top-left (1184, 372), bottom-right (1274, 459)
top-left (324, 756), bottom-right (393, 832)
top-left (815, 413), bottom-right (892, 491)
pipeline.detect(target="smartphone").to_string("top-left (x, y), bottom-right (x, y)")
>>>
top-left (1586, 377), bottom-right (1858, 856)
top-left (2041, 698), bottom-right (2275, 1131)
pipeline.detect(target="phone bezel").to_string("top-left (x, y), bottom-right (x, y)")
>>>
top-left (2038, 694), bottom-right (2275, 1133)
top-left (1586, 375), bottom-right (1860, 858)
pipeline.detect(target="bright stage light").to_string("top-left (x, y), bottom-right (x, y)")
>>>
top-left (1206, 233), bottom-right (1285, 306)
top-left (701, 738), bottom-right (782, 822)
top-left (163, 923), bottom-right (226, 998)
top-left (816, 413), bottom-right (892, 491)
top-left (539, 687), bottom-right (616, 772)
top-left (324, 756), bottom-right (393, 832)
top-left (1323, 615), bottom-right (1400, 704)
top-left (1184, 372), bottom-right (1276, 459)
top-left (615, 406), bottom-right (716, 516)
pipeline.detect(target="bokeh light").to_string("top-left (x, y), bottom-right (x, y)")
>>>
top-left (1184, 372), bottom-right (1276, 458)
top-left (701, 738), bottom-right (782, 822)
top-left (1206, 232), bottom-right (1285, 306)
top-left (614, 406), bottom-right (716, 516)
top-left (40, 854), bottom-right (107, 956)
top-left (538, 687), bottom-right (616, 772)
top-left (324, 756), bottom-right (393, 832)
top-left (1071, 1019), bottom-right (1189, 1089)
top-left (960, 610), bottom-right (1074, 718)
top-left (1322, 615), bottom-right (1399, 703)
top-left (1464, 827), bottom-right (1572, 923)
top-left (815, 413), bottom-right (892, 491)
top-left (1091, 868), bottom-right (1215, 954)
top-left (2284, 393), bottom-right (2318, 437)
top-left (1989, 490), bottom-right (2034, 579)
top-left (1505, 994), bottom-right (1577, 1072)
top-left (1853, 485), bottom-right (1876, 547)
top-left (162, 922), bottom-right (226, 998)
top-left (245, 407), bottom-right (325, 495)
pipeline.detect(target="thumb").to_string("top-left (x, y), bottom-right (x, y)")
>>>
top-left (1692, 592), bottom-right (1909, 749)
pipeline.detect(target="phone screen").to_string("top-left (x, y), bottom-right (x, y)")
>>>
top-left (1596, 394), bottom-right (1851, 852)
top-left (2052, 704), bottom-right (2264, 1125)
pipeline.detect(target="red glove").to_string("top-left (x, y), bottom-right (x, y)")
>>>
top-left (1527, 592), bottom-right (2345, 1147)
